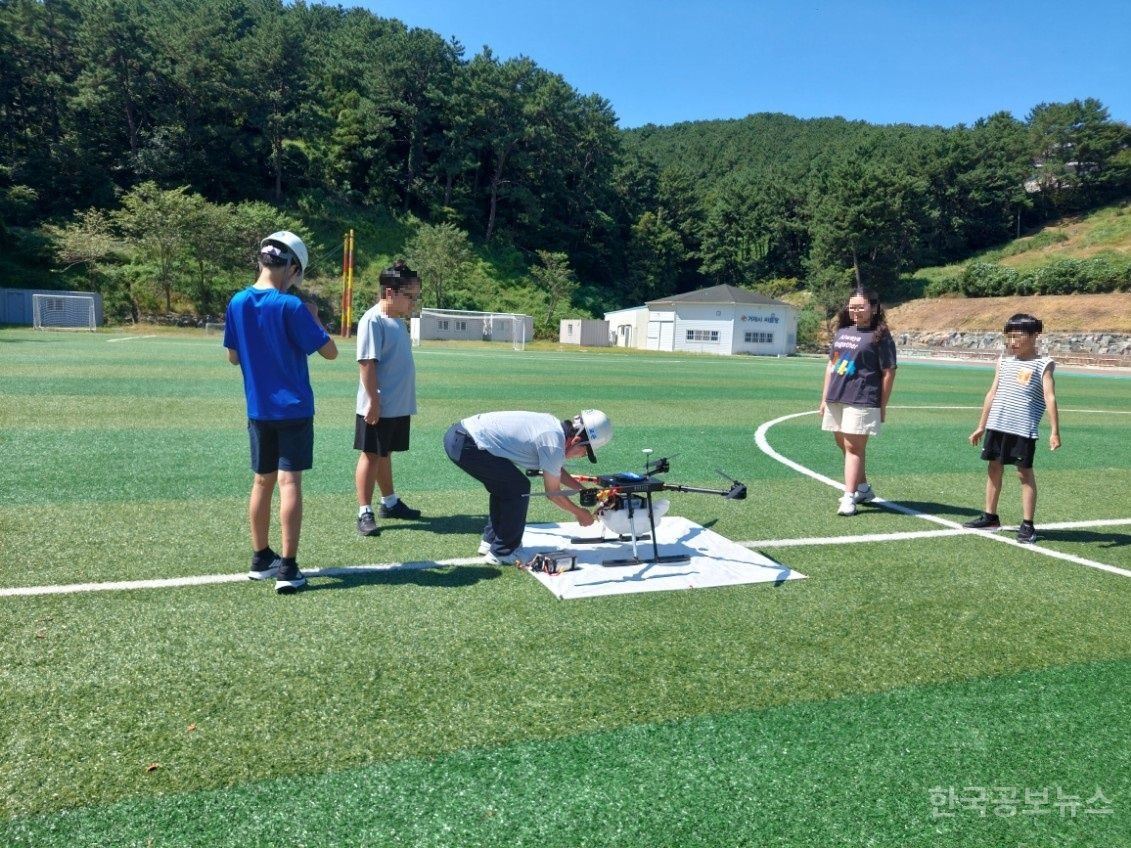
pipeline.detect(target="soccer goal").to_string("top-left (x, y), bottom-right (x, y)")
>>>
top-left (203, 322), bottom-right (226, 336)
top-left (411, 308), bottom-right (531, 351)
top-left (32, 293), bottom-right (97, 331)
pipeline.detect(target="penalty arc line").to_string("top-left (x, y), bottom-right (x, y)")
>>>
top-left (737, 519), bottom-right (1131, 549)
top-left (753, 410), bottom-right (1131, 578)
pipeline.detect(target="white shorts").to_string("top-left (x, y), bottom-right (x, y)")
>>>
top-left (822, 403), bottom-right (882, 436)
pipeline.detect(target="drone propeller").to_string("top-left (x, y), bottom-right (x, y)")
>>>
top-left (715, 469), bottom-right (748, 500)
top-left (643, 450), bottom-right (678, 474)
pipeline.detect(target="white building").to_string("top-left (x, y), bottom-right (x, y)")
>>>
top-left (604, 305), bottom-right (650, 348)
top-left (411, 309), bottom-right (533, 345)
top-left (559, 318), bottom-right (610, 346)
top-left (605, 285), bottom-right (797, 356)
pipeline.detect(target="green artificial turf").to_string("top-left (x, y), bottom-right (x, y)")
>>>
top-left (2, 660), bottom-right (1126, 847)
top-left (1, 327), bottom-right (1128, 846)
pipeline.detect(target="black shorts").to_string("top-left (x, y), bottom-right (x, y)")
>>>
top-left (354, 414), bottom-right (411, 456)
top-left (980, 429), bottom-right (1037, 469)
top-left (248, 417), bottom-right (314, 474)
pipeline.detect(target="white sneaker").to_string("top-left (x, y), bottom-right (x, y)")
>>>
top-left (484, 549), bottom-right (527, 566)
top-left (837, 493), bottom-right (857, 516)
top-left (477, 539), bottom-right (491, 556)
top-left (854, 483), bottom-right (876, 504)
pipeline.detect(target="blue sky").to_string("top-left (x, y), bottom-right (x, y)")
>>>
top-left (358, 0), bottom-right (1130, 129)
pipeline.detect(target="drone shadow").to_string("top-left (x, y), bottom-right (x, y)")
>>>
top-left (574, 518), bottom-right (795, 589)
top-left (577, 564), bottom-right (698, 588)
top-left (305, 564), bottom-right (502, 593)
top-left (1037, 529), bottom-right (1130, 549)
top-left (870, 499), bottom-right (983, 521)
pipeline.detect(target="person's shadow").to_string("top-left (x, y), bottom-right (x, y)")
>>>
top-left (305, 563), bottom-right (502, 592)
top-left (376, 513), bottom-right (487, 536)
top-left (873, 501), bottom-right (1129, 550)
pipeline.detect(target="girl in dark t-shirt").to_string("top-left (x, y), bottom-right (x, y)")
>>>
top-left (818, 289), bottom-right (898, 516)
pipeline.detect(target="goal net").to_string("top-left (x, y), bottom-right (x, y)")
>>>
top-left (33, 293), bottom-right (96, 331)
top-left (411, 308), bottom-right (531, 351)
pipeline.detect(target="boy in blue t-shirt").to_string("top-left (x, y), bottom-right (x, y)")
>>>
top-left (224, 231), bottom-right (337, 593)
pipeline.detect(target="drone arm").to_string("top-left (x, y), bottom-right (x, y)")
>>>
top-left (543, 470), bottom-right (596, 525)
top-left (660, 481), bottom-right (748, 500)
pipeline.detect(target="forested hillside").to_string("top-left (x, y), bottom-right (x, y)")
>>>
top-left (2, 0), bottom-right (1129, 330)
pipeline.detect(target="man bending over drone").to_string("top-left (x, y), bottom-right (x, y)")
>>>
top-left (443, 410), bottom-right (612, 565)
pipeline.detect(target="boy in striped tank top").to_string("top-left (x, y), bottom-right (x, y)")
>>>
top-left (964, 314), bottom-right (1061, 543)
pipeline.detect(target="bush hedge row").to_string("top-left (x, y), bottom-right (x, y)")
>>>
top-left (922, 255), bottom-right (1131, 298)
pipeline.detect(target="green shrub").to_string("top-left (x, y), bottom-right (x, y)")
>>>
top-left (958, 263), bottom-right (1021, 297)
top-left (924, 275), bottom-right (961, 297)
top-left (1031, 257), bottom-right (1131, 295)
top-left (795, 305), bottom-right (824, 351)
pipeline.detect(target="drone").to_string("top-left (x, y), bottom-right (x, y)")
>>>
top-left (529, 450), bottom-right (747, 568)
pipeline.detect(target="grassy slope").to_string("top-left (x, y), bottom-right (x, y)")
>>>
top-left (891, 202), bottom-right (1131, 331)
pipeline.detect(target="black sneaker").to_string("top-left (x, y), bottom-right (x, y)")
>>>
top-left (378, 499), bottom-right (422, 520)
top-left (357, 510), bottom-right (380, 536)
top-left (962, 512), bottom-right (1001, 530)
top-left (1016, 522), bottom-right (1038, 544)
top-left (247, 547), bottom-right (281, 580)
top-left (275, 560), bottom-right (306, 594)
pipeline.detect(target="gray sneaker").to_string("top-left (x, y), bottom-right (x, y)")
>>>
top-left (379, 500), bottom-right (421, 520)
top-left (357, 510), bottom-right (380, 536)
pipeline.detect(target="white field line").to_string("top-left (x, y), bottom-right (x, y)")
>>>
top-left (737, 519), bottom-right (1131, 549)
top-left (0, 557), bottom-right (487, 598)
top-left (885, 405), bottom-right (1131, 415)
top-left (739, 528), bottom-right (967, 548)
top-left (107, 335), bottom-right (157, 343)
top-left (416, 349), bottom-right (688, 366)
top-left (754, 409), bottom-right (1131, 578)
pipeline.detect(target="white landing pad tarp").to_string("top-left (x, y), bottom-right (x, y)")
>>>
top-left (519, 516), bottom-right (806, 600)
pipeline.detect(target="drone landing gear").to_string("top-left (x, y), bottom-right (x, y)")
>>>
top-left (569, 533), bottom-right (651, 544)
top-left (596, 490), bottom-right (688, 568)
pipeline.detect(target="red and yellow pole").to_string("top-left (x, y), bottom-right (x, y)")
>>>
top-left (340, 229), bottom-right (355, 338)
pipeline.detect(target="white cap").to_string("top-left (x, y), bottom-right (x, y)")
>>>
top-left (576, 409), bottom-right (612, 463)
top-left (260, 231), bottom-right (308, 274)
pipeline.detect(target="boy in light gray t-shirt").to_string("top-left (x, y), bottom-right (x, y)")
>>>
top-left (353, 261), bottom-right (421, 535)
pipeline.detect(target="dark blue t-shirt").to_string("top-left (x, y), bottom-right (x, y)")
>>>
top-left (825, 324), bottom-right (897, 408)
top-left (224, 286), bottom-right (331, 420)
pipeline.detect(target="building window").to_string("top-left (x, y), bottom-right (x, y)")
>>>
top-left (686, 329), bottom-right (719, 342)
top-left (438, 319), bottom-right (449, 330)
top-left (456, 320), bottom-right (467, 331)
top-left (745, 331), bottom-right (774, 344)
